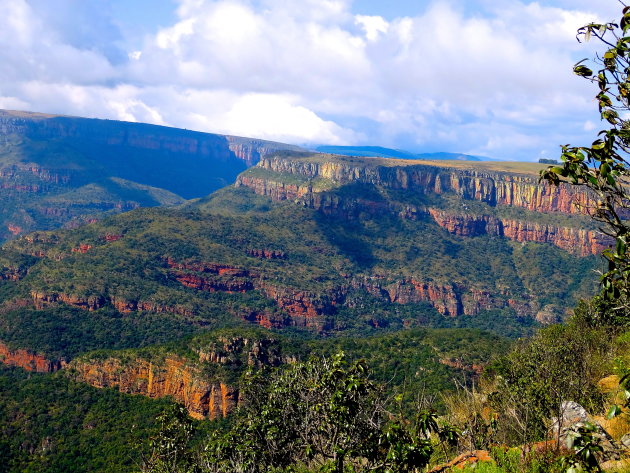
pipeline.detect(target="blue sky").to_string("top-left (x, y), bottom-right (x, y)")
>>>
top-left (0, 0), bottom-right (623, 160)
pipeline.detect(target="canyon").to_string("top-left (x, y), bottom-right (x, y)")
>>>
top-left (0, 151), bottom-right (605, 396)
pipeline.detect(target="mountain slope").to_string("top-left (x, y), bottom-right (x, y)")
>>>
top-left (0, 110), bottom-right (303, 240)
top-left (0, 151), bottom-right (604, 366)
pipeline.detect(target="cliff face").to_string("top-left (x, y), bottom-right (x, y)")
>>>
top-left (236, 156), bottom-right (607, 256)
top-left (0, 110), bottom-right (302, 170)
top-left (31, 291), bottom-right (195, 317)
top-left (0, 110), bottom-right (304, 240)
top-left (0, 341), bottom-right (65, 373)
top-left (350, 276), bottom-right (527, 317)
top-left (239, 156), bottom-right (595, 215)
top-left (68, 336), bottom-right (292, 419)
top-left (166, 259), bottom-right (335, 328)
top-left (70, 356), bottom-right (237, 420)
top-left (427, 209), bottom-right (609, 257)
top-left (227, 136), bottom-right (304, 167)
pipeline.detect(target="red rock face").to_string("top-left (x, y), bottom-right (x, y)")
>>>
top-left (71, 244), bottom-right (92, 254)
top-left (70, 357), bottom-right (238, 420)
top-left (7, 224), bottom-right (23, 236)
top-left (0, 266), bottom-right (23, 281)
top-left (174, 273), bottom-right (254, 293)
top-left (68, 336), bottom-right (292, 418)
top-left (428, 208), bottom-right (610, 256)
top-left (242, 311), bottom-right (287, 329)
top-left (439, 358), bottom-right (484, 375)
top-left (500, 219), bottom-right (609, 256)
top-left (352, 276), bottom-right (517, 317)
top-left (0, 341), bottom-right (65, 372)
top-left (237, 158), bottom-right (606, 257)
top-left (167, 258), bottom-right (335, 327)
top-left (241, 156), bottom-right (596, 215)
top-left (31, 291), bottom-right (106, 311)
top-left (103, 234), bottom-right (123, 242)
top-left (31, 291), bottom-right (195, 317)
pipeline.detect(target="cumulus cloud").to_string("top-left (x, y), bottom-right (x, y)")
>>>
top-left (0, 0), bottom-right (618, 159)
top-left (355, 15), bottom-right (389, 41)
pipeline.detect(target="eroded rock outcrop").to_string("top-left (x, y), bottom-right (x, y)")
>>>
top-left (247, 248), bottom-right (286, 259)
top-left (239, 156), bottom-right (596, 215)
top-left (69, 336), bottom-right (294, 419)
top-left (70, 356), bottom-right (238, 420)
top-left (236, 156), bottom-right (607, 257)
top-left (428, 209), bottom-right (610, 256)
top-left (352, 276), bottom-right (518, 317)
top-left (0, 341), bottom-right (65, 373)
top-left (31, 290), bottom-right (195, 317)
top-left (227, 136), bottom-right (304, 166)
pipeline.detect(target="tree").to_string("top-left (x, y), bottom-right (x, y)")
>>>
top-left (140, 404), bottom-right (198, 473)
top-left (541, 6), bottom-right (630, 322)
top-left (201, 353), bottom-right (454, 473)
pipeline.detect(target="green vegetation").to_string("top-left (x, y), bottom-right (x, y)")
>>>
top-left (0, 162), bottom-right (599, 359)
top-left (137, 10), bottom-right (630, 473)
top-left (0, 366), bottom-right (180, 473)
top-left (0, 46), bottom-right (617, 472)
top-left (146, 353), bottom-right (459, 473)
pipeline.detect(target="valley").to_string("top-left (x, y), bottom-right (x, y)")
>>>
top-left (0, 114), bottom-right (612, 472)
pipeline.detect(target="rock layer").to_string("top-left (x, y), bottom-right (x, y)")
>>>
top-left (70, 356), bottom-right (237, 420)
top-left (427, 209), bottom-right (609, 256)
top-left (237, 156), bottom-right (608, 256)
top-left (0, 341), bottom-right (65, 372)
top-left (239, 156), bottom-right (595, 215)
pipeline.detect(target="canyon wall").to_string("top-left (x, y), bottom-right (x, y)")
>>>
top-left (67, 336), bottom-right (292, 419)
top-left (69, 356), bottom-right (238, 420)
top-left (0, 341), bottom-right (65, 373)
top-left (239, 156), bottom-right (595, 215)
top-left (0, 110), bottom-right (302, 170)
top-left (427, 209), bottom-right (609, 256)
top-left (236, 156), bottom-right (609, 256)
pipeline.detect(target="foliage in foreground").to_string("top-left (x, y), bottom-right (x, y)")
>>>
top-left (541, 6), bottom-right (630, 323)
top-left (143, 353), bottom-right (459, 473)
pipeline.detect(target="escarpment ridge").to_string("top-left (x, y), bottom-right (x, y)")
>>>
top-left (236, 153), bottom-right (608, 256)
top-left (0, 109), bottom-right (302, 240)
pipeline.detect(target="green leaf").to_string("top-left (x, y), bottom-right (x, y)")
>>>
top-left (608, 404), bottom-right (622, 419)
top-left (574, 64), bottom-right (593, 77)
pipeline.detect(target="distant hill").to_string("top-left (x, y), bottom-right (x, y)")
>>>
top-left (0, 109), bottom-right (303, 240)
top-left (315, 145), bottom-right (485, 161)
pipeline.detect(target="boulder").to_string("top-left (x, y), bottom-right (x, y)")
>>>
top-left (550, 401), bottom-right (621, 462)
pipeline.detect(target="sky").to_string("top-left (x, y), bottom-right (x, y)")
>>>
top-left (0, 0), bottom-right (624, 161)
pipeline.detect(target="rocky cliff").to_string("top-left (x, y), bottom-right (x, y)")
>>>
top-left (69, 356), bottom-right (237, 420)
top-left (227, 136), bottom-right (304, 166)
top-left (0, 110), bottom-right (304, 240)
top-left (0, 341), bottom-right (65, 373)
top-left (68, 336), bottom-right (292, 419)
top-left (427, 209), bottom-right (609, 256)
top-left (238, 155), bottom-right (595, 215)
top-left (236, 155), bottom-right (607, 256)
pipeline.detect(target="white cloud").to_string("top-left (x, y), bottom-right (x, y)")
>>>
top-left (355, 15), bottom-right (389, 41)
top-left (0, 0), bottom-right (618, 159)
